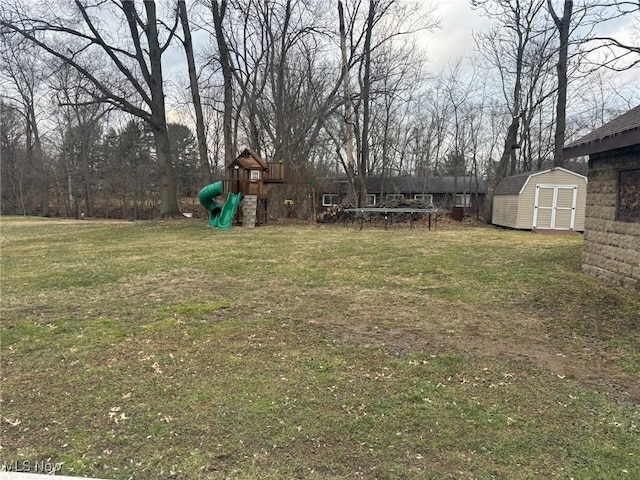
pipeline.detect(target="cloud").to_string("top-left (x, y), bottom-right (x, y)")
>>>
top-left (420, 0), bottom-right (493, 69)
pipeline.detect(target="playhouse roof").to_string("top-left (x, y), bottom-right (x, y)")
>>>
top-left (228, 148), bottom-right (268, 170)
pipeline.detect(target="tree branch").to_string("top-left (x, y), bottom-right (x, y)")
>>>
top-left (0, 20), bottom-right (151, 121)
top-left (121, 1), bottom-right (152, 87)
top-left (74, 0), bottom-right (152, 106)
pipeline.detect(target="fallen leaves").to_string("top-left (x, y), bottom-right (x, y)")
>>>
top-left (3, 416), bottom-right (21, 427)
top-left (109, 407), bottom-right (128, 424)
top-left (151, 362), bottom-right (163, 374)
top-left (160, 414), bottom-right (173, 423)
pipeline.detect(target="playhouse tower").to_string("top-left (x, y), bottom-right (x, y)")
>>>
top-left (225, 148), bottom-right (284, 225)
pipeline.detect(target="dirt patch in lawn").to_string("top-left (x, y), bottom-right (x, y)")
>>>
top-left (301, 289), bottom-right (640, 403)
top-left (319, 320), bottom-right (640, 402)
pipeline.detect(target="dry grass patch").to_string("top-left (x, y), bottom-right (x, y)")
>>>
top-left (1, 217), bottom-right (639, 479)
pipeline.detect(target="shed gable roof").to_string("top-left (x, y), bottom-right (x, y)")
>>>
top-left (494, 168), bottom-right (587, 196)
top-left (564, 105), bottom-right (640, 158)
top-left (493, 171), bottom-right (533, 195)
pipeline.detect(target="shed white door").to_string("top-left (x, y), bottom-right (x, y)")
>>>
top-left (532, 184), bottom-right (578, 230)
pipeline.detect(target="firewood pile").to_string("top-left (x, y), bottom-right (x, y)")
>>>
top-left (436, 210), bottom-right (483, 227)
top-left (317, 204), bottom-right (354, 223)
top-left (317, 199), bottom-right (433, 224)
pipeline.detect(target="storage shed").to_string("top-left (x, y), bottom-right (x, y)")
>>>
top-left (492, 167), bottom-right (587, 231)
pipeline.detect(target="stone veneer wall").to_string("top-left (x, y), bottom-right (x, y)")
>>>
top-left (582, 145), bottom-right (640, 293)
top-left (242, 195), bottom-right (257, 228)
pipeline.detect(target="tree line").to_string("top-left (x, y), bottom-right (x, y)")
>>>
top-left (1, 0), bottom-right (638, 219)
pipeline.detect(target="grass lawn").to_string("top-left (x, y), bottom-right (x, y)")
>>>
top-left (1, 217), bottom-right (638, 479)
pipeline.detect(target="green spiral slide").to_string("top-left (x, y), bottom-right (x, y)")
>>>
top-left (198, 181), bottom-right (243, 230)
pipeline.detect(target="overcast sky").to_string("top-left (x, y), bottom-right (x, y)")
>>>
top-left (421, 0), bottom-right (492, 69)
top-left (173, 1), bottom-right (638, 76)
top-left (424, 0), bottom-right (638, 69)
top-left (164, 0), bottom-right (638, 123)
top-left (419, 0), bottom-right (639, 97)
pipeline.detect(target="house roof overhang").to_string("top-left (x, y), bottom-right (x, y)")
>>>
top-left (564, 105), bottom-right (640, 159)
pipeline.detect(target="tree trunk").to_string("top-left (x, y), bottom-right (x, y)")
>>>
top-left (359, 0), bottom-right (375, 208)
top-left (497, 118), bottom-right (520, 180)
top-left (80, 140), bottom-right (94, 217)
top-left (178, 0), bottom-right (211, 186)
top-left (151, 122), bottom-right (179, 216)
top-left (25, 103), bottom-right (49, 216)
top-left (548, 0), bottom-right (572, 167)
top-left (487, 115), bottom-right (520, 223)
top-left (211, 0), bottom-right (235, 167)
top-left (144, 1), bottom-right (180, 217)
top-left (338, 0), bottom-right (358, 203)
top-left (496, 23), bottom-right (525, 182)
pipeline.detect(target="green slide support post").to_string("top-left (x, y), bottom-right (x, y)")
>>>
top-left (198, 181), bottom-right (242, 229)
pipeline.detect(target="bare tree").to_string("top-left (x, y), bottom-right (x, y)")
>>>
top-left (198, 0), bottom-right (436, 213)
top-left (547, 0), bottom-right (573, 167)
top-left (0, 100), bottom-right (29, 214)
top-left (423, 75), bottom-right (454, 176)
top-left (211, 1), bottom-right (343, 172)
top-left (210, 0), bottom-right (236, 167)
top-left (359, 0), bottom-right (376, 207)
top-left (51, 63), bottom-right (110, 218)
top-left (0, 36), bottom-right (49, 215)
top-left (565, 68), bottom-right (639, 139)
top-left (178, 0), bottom-right (211, 186)
top-left (338, 0), bottom-right (358, 201)
top-left (1, 0), bottom-right (183, 217)
top-left (580, 0), bottom-right (640, 71)
top-left (369, 43), bottom-right (424, 180)
top-left (518, 31), bottom-right (556, 171)
top-left (473, 0), bottom-right (552, 180)
top-left (338, 0), bottom-right (438, 205)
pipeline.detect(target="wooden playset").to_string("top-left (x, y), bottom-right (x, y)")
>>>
top-left (200, 148), bottom-right (284, 227)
